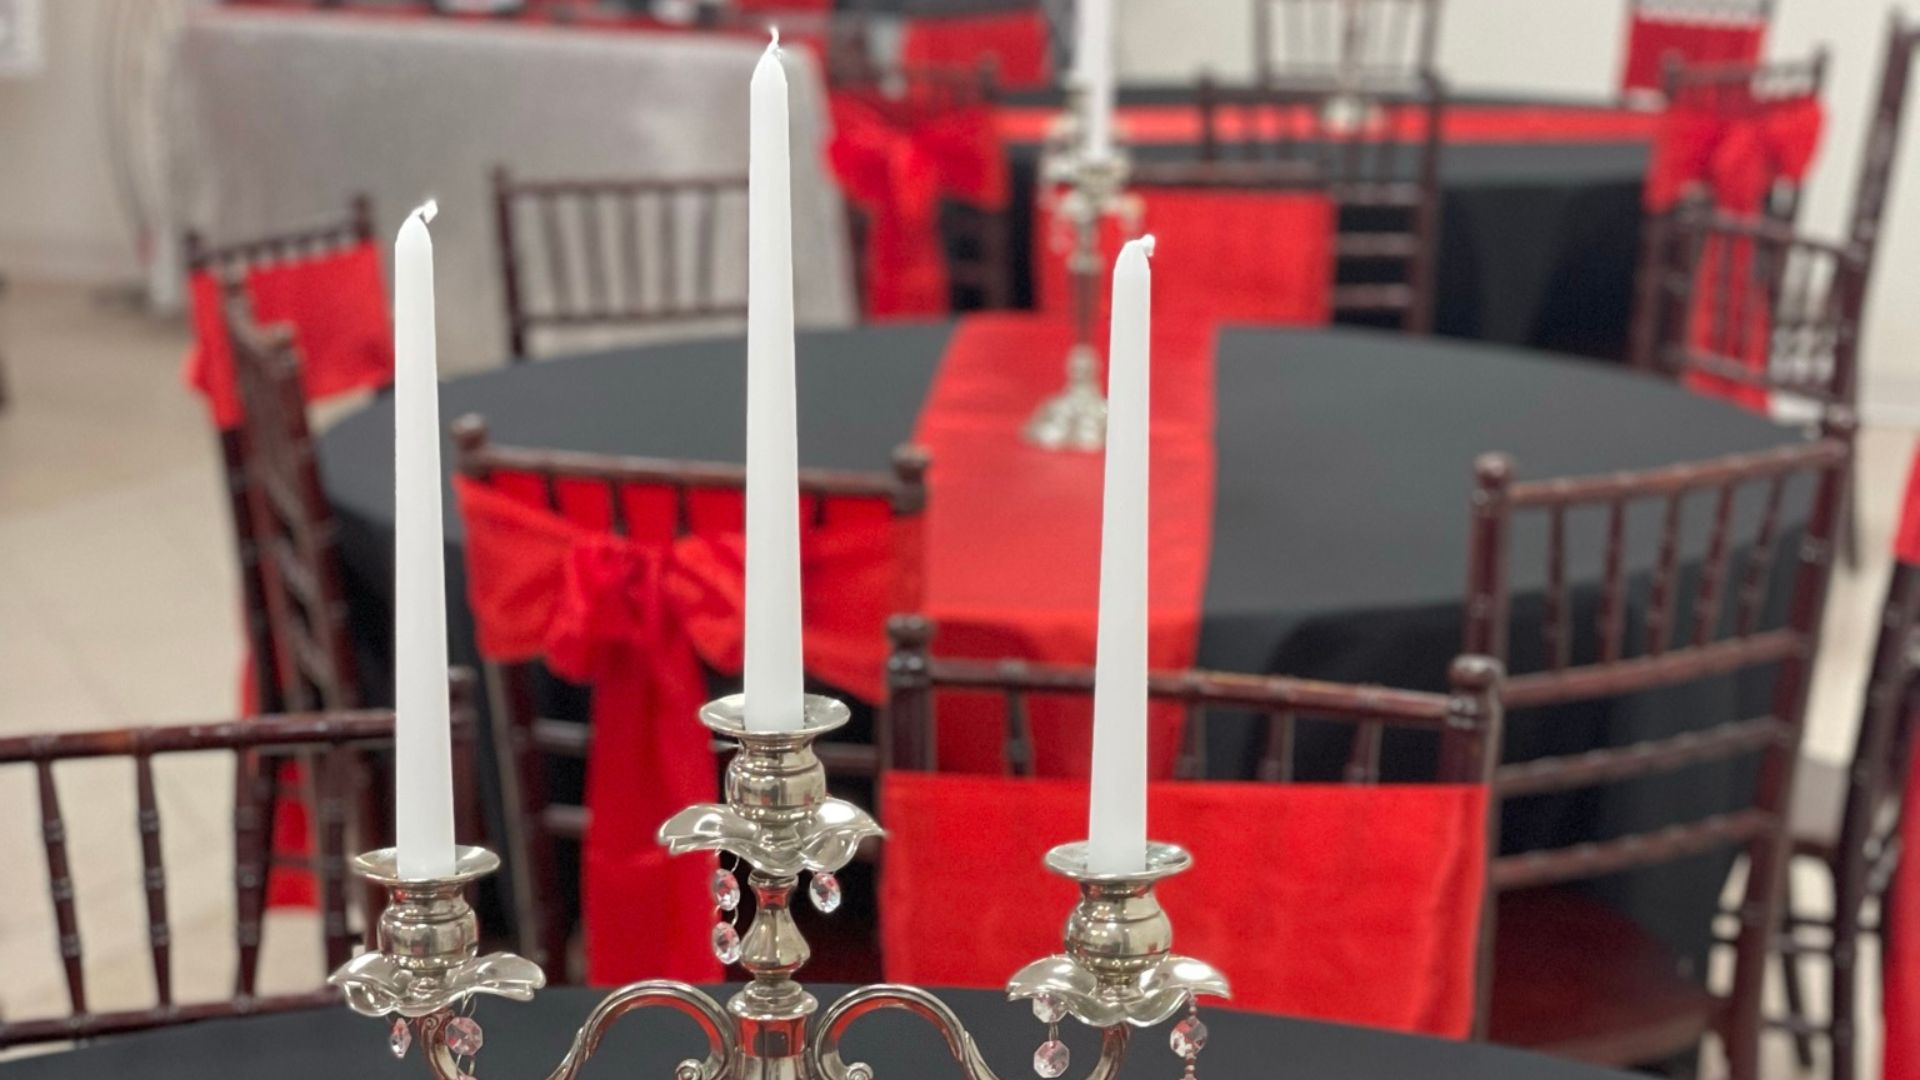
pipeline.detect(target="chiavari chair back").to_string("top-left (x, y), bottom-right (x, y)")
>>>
top-left (1462, 431), bottom-right (1850, 1075)
top-left (1620, 0), bottom-right (1775, 98)
top-left (186, 195), bottom-right (377, 716)
top-left (828, 60), bottom-right (1014, 312)
top-left (0, 695), bottom-right (474, 1051)
top-left (1250, 0), bottom-right (1442, 88)
top-left (880, 616), bottom-right (1506, 1023)
top-left (1195, 71), bottom-right (1444, 332)
top-left (1845, 12), bottom-right (1920, 296)
top-left (451, 416), bottom-right (929, 981)
top-left (1633, 202), bottom-right (1866, 414)
top-left (491, 167), bottom-right (751, 363)
top-left (225, 287), bottom-right (363, 715)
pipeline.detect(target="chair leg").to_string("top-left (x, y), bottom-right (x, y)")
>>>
top-left (1830, 859), bottom-right (1871, 1080)
top-left (1778, 874), bottom-right (1818, 1071)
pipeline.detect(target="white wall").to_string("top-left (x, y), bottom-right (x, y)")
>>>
top-left (0, 0), bottom-right (140, 282)
top-left (1117, 0), bottom-right (1920, 424)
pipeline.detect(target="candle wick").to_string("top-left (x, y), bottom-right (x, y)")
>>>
top-left (1137, 233), bottom-right (1157, 257)
top-left (413, 199), bottom-right (439, 226)
top-left (767, 26), bottom-right (780, 51)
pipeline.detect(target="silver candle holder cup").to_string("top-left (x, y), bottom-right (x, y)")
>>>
top-left (333, 692), bottom-right (1227, 1079)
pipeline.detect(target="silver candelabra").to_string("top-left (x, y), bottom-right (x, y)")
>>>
top-left (330, 692), bottom-right (1228, 1080)
top-left (1024, 84), bottom-right (1138, 453)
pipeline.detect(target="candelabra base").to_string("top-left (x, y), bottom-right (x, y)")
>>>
top-left (1023, 345), bottom-right (1107, 452)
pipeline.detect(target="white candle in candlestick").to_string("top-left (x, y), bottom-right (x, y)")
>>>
top-left (1087, 235), bottom-right (1154, 875)
top-left (1076, 0), bottom-right (1115, 159)
top-left (743, 34), bottom-right (805, 733)
top-left (393, 199), bottom-right (457, 879)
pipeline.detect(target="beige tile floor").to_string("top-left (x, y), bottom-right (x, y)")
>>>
top-left (0, 278), bottom-right (1912, 1075)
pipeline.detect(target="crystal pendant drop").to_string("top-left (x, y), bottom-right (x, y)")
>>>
top-left (711, 921), bottom-right (742, 965)
top-left (389, 1018), bottom-right (413, 1059)
top-left (1033, 1039), bottom-right (1070, 1078)
top-left (1169, 1015), bottom-right (1209, 1058)
top-left (712, 868), bottom-right (740, 912)
top-left (1031, 993), bottom-right (1067, 1024)
top-left (809, 871), bottom-right (842, 914)
top-left (445, 1015), bottom-right (485, 1057)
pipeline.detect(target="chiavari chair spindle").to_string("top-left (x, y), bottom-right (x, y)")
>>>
top-left (620, 190), bottom-right (645, 316)
top-left (1598, 499), bottom-right (1629, 663)
top-left (1735, 472), bottom-right (1788, 636)
top-left (661, 192), bottom-right (681, 314)
top-left (1646, 493), bottom-right (1685, 656)
top-left (35, 758), bottom-right (88, 1019)
top-left (1257, 709), bottom-right (1297, 782)
top-left (540, 194), bottom-right (572, 317)
top-left (133, 749), bottom-right (174, 1007)
top-left (315, 743), bottom-right (355, 970)
top-left (580, 191), bottom-right (608, 316)
top-left (1692, 483), bottom-right (1740, 646)
top-left (1544, 502), bottom-right (1571, 670)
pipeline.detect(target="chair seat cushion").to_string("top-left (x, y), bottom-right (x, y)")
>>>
top-left (1489, 888), bottom-right (1721, 1066)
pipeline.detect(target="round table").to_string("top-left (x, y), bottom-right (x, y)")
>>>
top-left (994, 87), bottom-right (1651, 358)
top-left (319, 322), bottom-right (1797, 957)
top-left (0, 987), bottom-right (1638, 1079)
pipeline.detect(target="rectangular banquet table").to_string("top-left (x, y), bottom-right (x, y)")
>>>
top-left (170, 7), bottom-right (857, 376)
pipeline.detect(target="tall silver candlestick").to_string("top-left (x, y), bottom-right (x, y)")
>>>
top-left (1025, 81), bottom-right (1137, 453)
top-left (331, 691), bottom-right (1228, 1080)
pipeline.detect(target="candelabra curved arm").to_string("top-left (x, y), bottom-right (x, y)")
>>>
top-left (547, 981), bottom-right (737, 1080)
top-left (807, 984), bottom-right (1129, 1080)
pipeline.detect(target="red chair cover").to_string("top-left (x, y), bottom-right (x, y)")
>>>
top-left (1034, 187), bottom-right (1334, 327)
top-left (1619, 14), bottom-right (1766, 95)
top-left (1886, 447), bottom-right (1920, 1080)
top-left (899, 10), bottom-right (1052, 91)
top-left (1643, 98), bottom-right (1824, 412)
top-left (880, 772), bottom-right (1490, 1036)
top-left (455, 472), bottom-right (901, 984)
top-left (912, 316), bottom-right (1215, 777)
top-left (827, 90), bottom-right (1010, 318)
top-left (184, 243), bottom-right (395, 430)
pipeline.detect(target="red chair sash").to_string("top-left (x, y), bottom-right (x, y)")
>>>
top-left (1619, 14), bottom-right (1766, 95)
top-left (455, 473), bottom-right (897, 984)
top-left (898, 10), bottom-right (1052, 91)
top-left (880, 773), bottom-right (1490, 1036)
top-left (912, 316), bottom-right (1215, 776)
top-left (1034, 187), bottom-right (1334, 327)
top-left (184, 243), bottom-right (395, 430)
top-left (827, 91), bottom-right (1010, 318)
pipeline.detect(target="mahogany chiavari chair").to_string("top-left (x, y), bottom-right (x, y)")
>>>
top-left (1462, 429), bottom-right (1851, 1077)
top-left (1619, 0), bottom-right (1776, 99)
top-left (1250, 0), bottom-right (1442, 88)
top-left (0, 692), bottom-right (475, 1051)
top-left (1632, 202), bottom-right (1867, 417)
top-left (1764, 563), bottom-right (1920, 1074)
top-left (185, 193), bottom-right (376, 717)
top-left (450, 415), bottom-right (929, 981)
top-left (1843, 11), bottom-right (1920, 307)
top-left (491, 166), bottom-right (750, 363)
top-left (1195, 70), bottom-right (1445, 333)
top-left (827, 59), bottom-right (1014, 313)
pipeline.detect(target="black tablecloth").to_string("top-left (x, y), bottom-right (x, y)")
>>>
top-left (992, 88), bottom-right (1650, 359)
top-left (1, 987), bottom-right (1637, 1079)
top-left (319, 323), bottom-right (1798, 960)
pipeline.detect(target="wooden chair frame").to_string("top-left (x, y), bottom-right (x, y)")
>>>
top-left (1250, 0), bottom-right (1442, 89)
top-left (492, 167), bottom-right (751, 363)
top-left (1463, 430), bottom-right (1851, 1076)
top-left (451, 414), bottom-right (930, 980)
top-left (1195, 70), bottom-right (1445, 333)
top-left (0, 692), bottom-right (474, 1051)
top-left (185, 194), bottom-right (375, 717)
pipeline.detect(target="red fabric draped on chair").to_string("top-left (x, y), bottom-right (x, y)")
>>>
top-left (1885, 447), bottom-right (1920, 1080)
top-left (880, 773), bottom-right (1490, 1035)
top-left (827, 89), bottom-right (1009, 317)
top-left (1033, 188), bottom-right (1335, 328)
top-left (1643, 96), bottom-right (1823, 412)
top-left (455, 472), bottom-right (899, 984)
top-left (184, 244), bottom-right (394, 431)
top-left (1619, 14), bottom-right (1766, 95)
top-left (899, 10), bottom-right (1052, 90)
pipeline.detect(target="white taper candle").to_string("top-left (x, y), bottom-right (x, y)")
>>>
top-left (743, 33), bottom-right (805, 733)
top-left (1087, 235), bottom-right (1154, 874)
top-left (1076, 0), bottom-right (1115, 159)
top-left (393, 199), bottom-right (457, 879)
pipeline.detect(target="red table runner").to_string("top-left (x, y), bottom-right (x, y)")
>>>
top-left (912, 315), bottom-right (1216, 777)
top-left (994, 102), bottom-right (1661, 148)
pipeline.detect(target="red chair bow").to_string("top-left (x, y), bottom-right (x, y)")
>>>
top-left (1619, 14), bottom-right (1766, 96)
top-left (1888, 447), bottom-right (1920, 1080)
top-left (828, 92), bottom-right (1009, 318)
top-left (457, 473), bottom-right (899, 984)
top-left (185, 243), bottom-right (394, 430)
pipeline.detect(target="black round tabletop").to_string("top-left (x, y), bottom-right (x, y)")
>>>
top-left (0, 986), bottom-right (1637, 1079)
